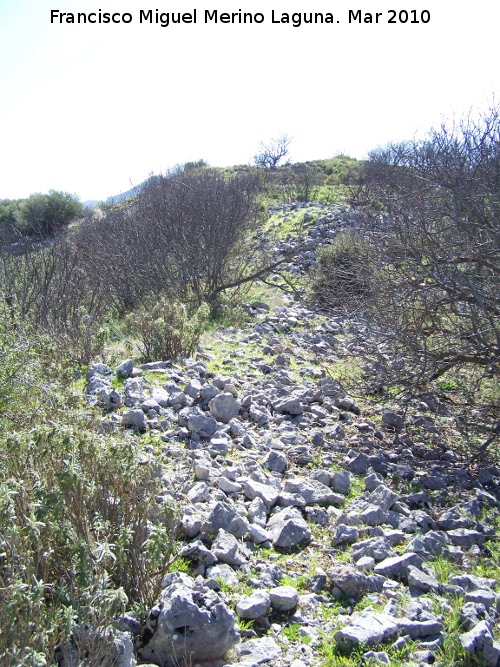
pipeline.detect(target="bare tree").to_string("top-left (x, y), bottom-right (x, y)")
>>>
top-left (253, 133), bottom-right (292, 170)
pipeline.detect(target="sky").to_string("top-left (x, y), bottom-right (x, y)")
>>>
top-left (0, 0), bottom-right (499, 202)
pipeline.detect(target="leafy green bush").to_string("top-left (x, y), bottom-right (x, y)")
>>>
top-left (129, 295), bottom-right (210, 362)
top-left (0, 304), bottom-right (47, 420)
top-left (312, 231), bottom-right (373, 309)
top-left (0, 311), bottom-right (180, 663)
top-left (14, 191), bottom-right (83, 238)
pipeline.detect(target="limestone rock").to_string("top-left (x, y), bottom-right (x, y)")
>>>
top-left (236, 590), bottom-right (271, 619)
top-left (139, 575), bottom-right (239, 666)
top-left (266, 507), bottom-right (311, 548)
top-left (335, 612), bottom-right (399, 648)
top-left (209, 392), bottom-right (240, 423)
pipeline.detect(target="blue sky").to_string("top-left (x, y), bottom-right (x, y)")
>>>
top-left (1, 0), bottom-right (499, 201)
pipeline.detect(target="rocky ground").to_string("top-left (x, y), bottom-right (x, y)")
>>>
top-left (83, 204), bottom-right (500, 667)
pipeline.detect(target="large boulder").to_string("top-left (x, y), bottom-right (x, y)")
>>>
top-left (138, 574), bottom-right (240, 666)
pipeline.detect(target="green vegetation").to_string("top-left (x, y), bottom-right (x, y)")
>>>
top-left (0, 190), bottom-right (83, 239)
top-left (127, 295), bottom-right (210, 362)
top-left (0, 308), bottom-right (180, 663)
top-left (312, 231), bottom-right (373, 308)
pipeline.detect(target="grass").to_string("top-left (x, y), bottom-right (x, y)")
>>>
top-left (264, 206), bottom-right (323, 240)
top-left (323, 356), bottom-right (366, 388)
top-left (346, 476), bottom-right (365, 501)
top-left (318, 641), bottom-right (367, 667)
top-left (237, 618), bottom-right (256, 632)
top-left (281, 622), bottom-right (304, 643)
top-left (280, 574), bottom-right (308, 591)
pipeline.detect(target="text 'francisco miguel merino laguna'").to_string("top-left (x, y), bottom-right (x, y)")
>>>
top-left (50, 9), bottom-right (340, 28)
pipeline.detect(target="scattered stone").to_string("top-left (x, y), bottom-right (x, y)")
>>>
top-left (212, 529), bottom-right (249, 566)
top-left (381, 410), bottom-right (404, 430)
top-left (187, 482), bottom-right (210, 503)
top-left (186, 408), bottom-right (218, 438)
top-left (397, 618), bottom-right (444, 639)
top-left (274, 396), bottom-right (303, 415)
top-left (356, 556), bottom-right (376, 572)
top-left (237, 636), bottom-right (282, 664)
top-left (407, 565), bottom-right (440, 592)
top-left (269, 585), bottom-right (299, 612)
top-left (368, 485), bottom-right (399, 512)
top-left (374, 553), bottom-right (423, 583)
top-left (122, 408), bottom-right (147, 430)
top-left (81, 246), bottom-right (500, 667)
top-left (352, 537), bottom-right (393, 563)
top-left (460, 602), bottom-right (492, 630)
top-left (347, 453), bottom-right (370, 474)
top-left (209, 392), bottom-right (240, 423)
top-left (327, 565), bottom-right (384, 599)
top-left (262, 450), bottom-right (288, 474)
top-left (236, 591), bottom-right (271, 619)
top-left (284, 477), bottom-right (345, 507)
top-left (363, 650), bottom-right (391, 665)
top-left (244, 478), bottom-right (280, 510)
top-left (99, 387), bottom-right (122, 410)
top-left (334, 612), bottom-right (399, 648)
top-left (266, 507), bottom-right (311, 548)
top-left (331, 470), bottom-right (351, 495)
top-left (447, 528), bottom-right (486, 549)
top-left (332, 524), bottom-right (359, 546)
top-left (202, 502), bottom-right (249, 538)
top-left (460, 620), bottom-right (500, 667)
top-left (116, 359), bottom-right (134, 378)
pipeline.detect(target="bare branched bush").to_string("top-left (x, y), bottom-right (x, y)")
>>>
top-left (273, 163), bottom-right (323, 203)
top-left (0, 240), bottom-right (108, 363)
top-left (353, 108), bottom-right (500, 381)
top-left (314, 106), bottom-right (500, 452)
top-left (74, 166), bottom-right (267, 312)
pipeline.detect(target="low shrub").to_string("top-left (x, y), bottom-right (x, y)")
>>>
top-left (128, 295), bottom-right (210, 362)
top-left (312, 231), bottom-right (373, 309)
top-left (0, 310), bottom-right (181, 663)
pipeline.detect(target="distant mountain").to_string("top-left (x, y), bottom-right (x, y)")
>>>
top-left (83, 183), bottom-right (144, 208)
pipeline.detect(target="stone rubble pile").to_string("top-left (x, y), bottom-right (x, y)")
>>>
top-left (82, 203), bottom-right (500, 667)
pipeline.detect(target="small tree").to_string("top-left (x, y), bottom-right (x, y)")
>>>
top-left (253, 133), bottom-right (292, 170)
